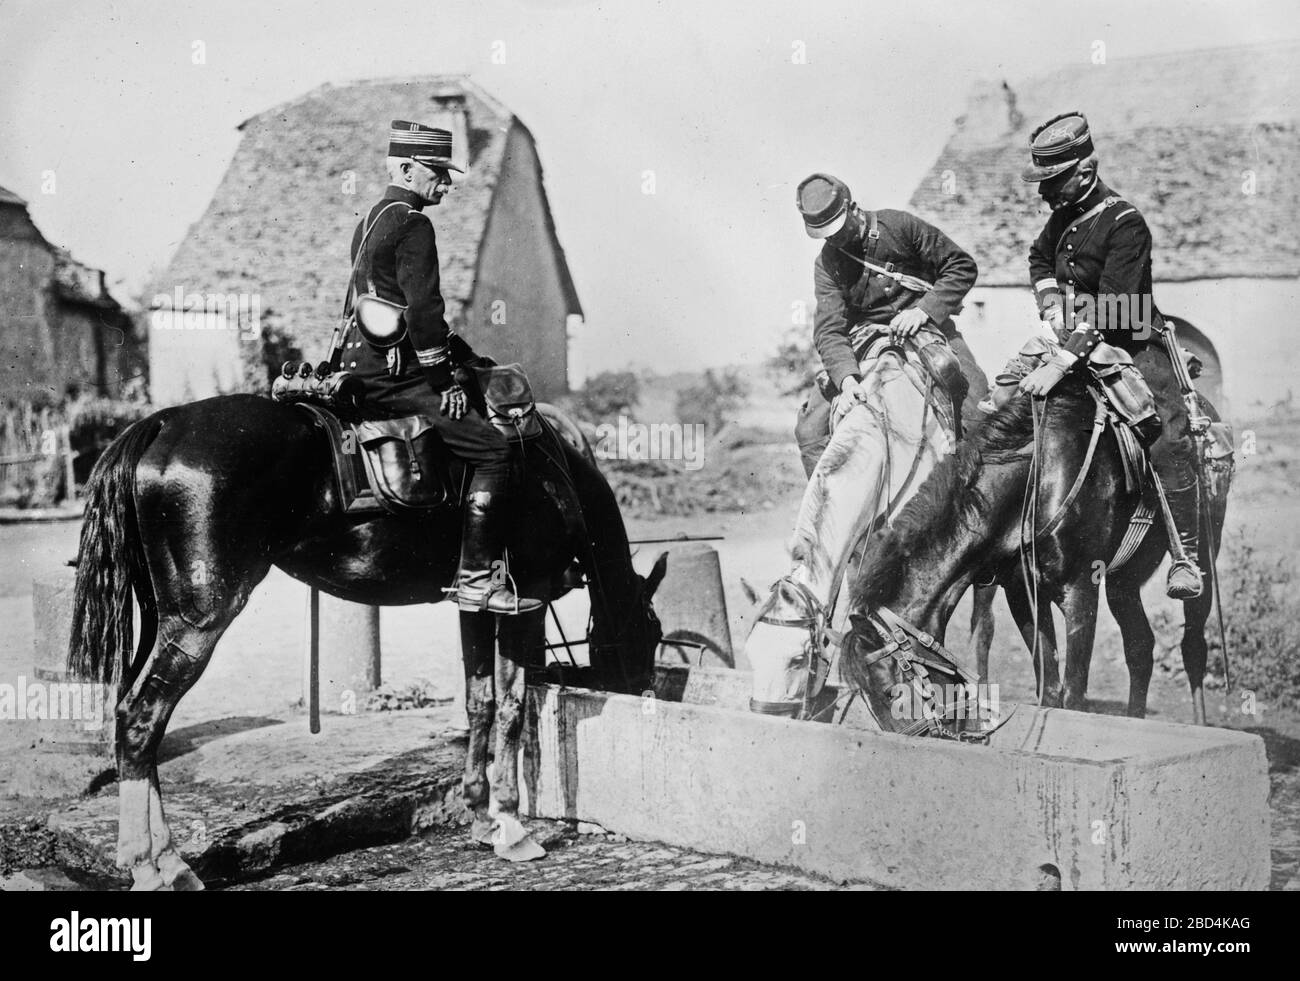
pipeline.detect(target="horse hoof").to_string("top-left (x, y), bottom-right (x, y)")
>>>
top-left (156, 849), bottom-right (205, 891)
top-left (495, 835), bottom-right (546, 863)
top-left (129, 865), bottom-right (168, 891)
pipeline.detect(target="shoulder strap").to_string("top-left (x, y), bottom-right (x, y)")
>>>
top-left (342, 201), bottom-right (410, 318)
top-left (1054, 195), bottom-right (1122, 259)
top-left (864, 210), bottom-right (880, 262)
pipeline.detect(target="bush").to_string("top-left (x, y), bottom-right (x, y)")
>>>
top-left (765, 325), bottom-right (819, 396)
top-left (571, 370), bottom-right (640, 424)
top-left (674, 368), bottom-right (748, 437)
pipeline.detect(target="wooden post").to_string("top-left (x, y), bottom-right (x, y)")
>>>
top-left (303, 592), bottom-right (381, 717)
top-left (307, 587), bottom-right (321, 734)
top-left (61, 424), bottom-right (76, 502)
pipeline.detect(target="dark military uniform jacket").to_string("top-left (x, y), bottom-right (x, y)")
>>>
top-left (1028, 179), bottom-right (1164, 360)
top-left (812, 207), bottom-right (978, 391)
top-left (340, 186), bottom-right (458, 413)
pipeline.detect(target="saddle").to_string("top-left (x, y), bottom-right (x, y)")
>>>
top-left (278, 361), bottom-right (546, 517)
top-left (296, 402), bottom-right (462, 516)
top-left (845, 326), bottom-right (967, 437)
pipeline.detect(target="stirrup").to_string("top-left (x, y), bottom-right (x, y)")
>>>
top-left (1166, 559), bottom-right (1203, 600)
top-left (445, 570), bottom-right (542, 615)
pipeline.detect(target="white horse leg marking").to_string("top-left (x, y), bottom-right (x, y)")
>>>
top-left (118, 779), bottom-right (164, 890)
top-left (148, 782), bottom-right (204, 890)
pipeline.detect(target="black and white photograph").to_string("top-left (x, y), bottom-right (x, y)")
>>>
top-left (0, 0), bottom-right (1295, 935)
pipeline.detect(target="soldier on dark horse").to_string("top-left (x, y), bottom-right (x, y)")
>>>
top-left (832, 113), bottom-right (1231, 730)
top-left (348, 120), bottom-right (540, 615)
top-left (69, 118), bottom-right (666, 888)
top-left (1014, 112), bottom-right (1205, 599)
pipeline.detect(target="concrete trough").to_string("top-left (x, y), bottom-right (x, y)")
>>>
top-left (522, 668), bottom-right (1269, 890)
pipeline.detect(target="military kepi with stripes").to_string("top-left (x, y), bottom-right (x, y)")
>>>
top-left (389, 119), bottom-right (464, 173)
top-left (1020, 112), bottom-right (1094, 182)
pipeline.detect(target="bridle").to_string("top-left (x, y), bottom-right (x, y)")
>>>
top-left (849, 605), bottom-right (982, 737)
top-left (748, 347), bottom-right (958, 723)
top-left (748, 577), bottom-right (843, 719)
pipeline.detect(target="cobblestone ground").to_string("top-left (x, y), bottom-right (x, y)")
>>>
top-left (233, 822), bottom-right (873, 891)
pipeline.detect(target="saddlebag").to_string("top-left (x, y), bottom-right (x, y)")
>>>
top-left (474, 362), bottom-right (544, 441)
top-left (355, 416), bottom-right (459, 513)
top-left (1088, 343), bottom-right (1161, 445)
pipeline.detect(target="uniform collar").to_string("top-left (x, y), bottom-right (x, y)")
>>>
top-left (383, 184), bottom-right (427, 209)
top-left (1068, 178), bottom-right (1111, 217)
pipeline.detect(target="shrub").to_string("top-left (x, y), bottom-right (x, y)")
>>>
top-left (572, 370), bottom-right (640, 424)
top-left (674, 368), bottom-right (749, 437)
top-left (765, 325), bottom-right (819, 396)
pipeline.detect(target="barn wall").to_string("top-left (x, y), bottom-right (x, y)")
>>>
top-left (952, 279), bottom-right (1298, 418)
top-left (465, 124), bottom-right (570, 400)
top-left (0, 203), bottom-right (57, 400)
top-left (1156, 278), bottom-right (1299, 416)
top-left (50, 304), bottom-right (108, 398)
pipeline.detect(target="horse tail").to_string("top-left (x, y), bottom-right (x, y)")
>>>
top-left (69, 416), bottom-right (162, 688)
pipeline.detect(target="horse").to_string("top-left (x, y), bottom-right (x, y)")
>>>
top-left (68, 393), bottom-right (667, 890)
top-left (743, 335), bottom-right (996, 721)
top-left (836, 375), bottom-right (1230, 732)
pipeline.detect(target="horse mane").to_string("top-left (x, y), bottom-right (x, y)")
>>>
top-left (852, 380), bottom-right (1093, 609)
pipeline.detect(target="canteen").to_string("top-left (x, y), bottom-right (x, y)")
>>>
top-left (354, 293), bottom-right (407, 348)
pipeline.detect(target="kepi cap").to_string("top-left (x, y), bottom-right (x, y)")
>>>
top-left (797, 173), bottom-right (852, 239)
top-left (1021, 112), bottom-right (1094, 182)
top-left (389, 119), bottom-right (464, 173)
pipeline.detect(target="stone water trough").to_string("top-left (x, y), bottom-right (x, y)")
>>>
top-left (521, 666), bottom-right (1269, 890)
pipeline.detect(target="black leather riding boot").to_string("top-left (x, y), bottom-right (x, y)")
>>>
top-left (1163, 484), bottom-right (1203, 600)
top-left (452, 469), bottom-right (543, 615)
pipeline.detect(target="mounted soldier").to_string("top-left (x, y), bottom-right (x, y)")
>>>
top-left (1014, 112), bottom-right (1203, 599)
top-left (793, 172), bottom-right (990, 477)
top-left (339, 119), bottom-right (541, 615)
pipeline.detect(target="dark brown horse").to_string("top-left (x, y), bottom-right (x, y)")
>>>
top-left (68, 394), bottom-right (665, 889)
top-left (838, 377), bottom-right (1230, 731)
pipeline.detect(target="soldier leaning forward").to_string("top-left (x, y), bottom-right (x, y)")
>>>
top-left (341, 119), bottom-right (541, 615)
top-left (1014, 112), bottom-right (1202, 599)
top-left (793, 173), bottom-right (990, 478)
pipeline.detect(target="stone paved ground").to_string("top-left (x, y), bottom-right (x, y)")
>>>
top-left (234, 821), bottom-right (870, 891)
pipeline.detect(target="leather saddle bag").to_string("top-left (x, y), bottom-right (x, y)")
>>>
top-left (474, 363), bottom-right (543, 440)
top-left (354, 416), bottom-right (458, 513)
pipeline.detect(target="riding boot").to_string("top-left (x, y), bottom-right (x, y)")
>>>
top-left (1163, 484), bottom-right (1203, 600)
top-left (450, 468), bottom-right (543, 615)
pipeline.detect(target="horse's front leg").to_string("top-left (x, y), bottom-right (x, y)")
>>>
top-left (1002, 576), bottom-right (1062, 707)
top-left (970, 583), bottom-right (997, 682)
top-left (489, 606), bottom-right (546, 862)
top-left (459, 611), bottom-right (497, 848)
top-left (1059, 577), bottom-right (1100, 712)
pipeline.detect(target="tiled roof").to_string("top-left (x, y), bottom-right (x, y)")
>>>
top-left (908, 41), bottom-right (1300, 285)
top-left (156, 75), bottom-right (577, 349)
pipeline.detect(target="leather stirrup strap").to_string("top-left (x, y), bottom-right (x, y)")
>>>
top-left (1035, 393), bottom-right (1108, 539)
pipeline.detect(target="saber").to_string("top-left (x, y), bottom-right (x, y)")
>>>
top-left (1162, 324), bottom-right (1232, 689)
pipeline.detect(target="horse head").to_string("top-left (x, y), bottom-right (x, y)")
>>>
top-left (745, 576), bottom-right (831, 717)
top-left (589, 550), bottom-right (667, 692)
